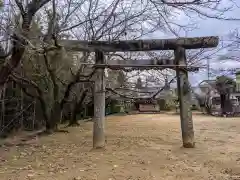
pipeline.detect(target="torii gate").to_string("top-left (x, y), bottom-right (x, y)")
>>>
top-left (60, 36), bottom-right (219, 149)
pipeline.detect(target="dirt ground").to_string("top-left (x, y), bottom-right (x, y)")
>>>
top-left (1, 113), bottom-right (240, 180)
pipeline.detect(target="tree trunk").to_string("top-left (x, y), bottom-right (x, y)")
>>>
top-left (45, 120), bottom-right (55, 133)
top-left (175, 47), bottom-right (195, 148)
top-left (43, 102), bottom-right (61, 133)
top-left (205, 104), bottom-right (212, 115)
top-left (45, 111), bottom-right (58, 133)
top-left (220, 94), bottom-right (226, 116)
top-left (68, 90), bottom-right (88, 126)
top-left (68, 102), bottom-right (80, 126)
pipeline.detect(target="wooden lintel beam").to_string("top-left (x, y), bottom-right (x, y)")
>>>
top-left (59, 36), bottom-right (219, 52)
top-left (94, 64), bottom-right (199, 72)
top-left (95, 59), bottom-right (198, 72)
top-left (105, 59), bottom-right (174, 65)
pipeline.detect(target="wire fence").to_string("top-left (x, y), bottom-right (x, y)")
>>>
top-left (0, 97), bottom-right (43, 137)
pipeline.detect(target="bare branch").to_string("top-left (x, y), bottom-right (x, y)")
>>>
top-left (28, 0), bottom-right (52, 15)
top-left (15, 0), bottom-right (25, 17)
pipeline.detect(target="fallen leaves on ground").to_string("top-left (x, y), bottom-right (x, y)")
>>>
top-left (0, 113), bottom-right (240, 180)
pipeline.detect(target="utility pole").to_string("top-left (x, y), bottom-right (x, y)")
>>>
top-left (207, 57), bottom-right (210, 81)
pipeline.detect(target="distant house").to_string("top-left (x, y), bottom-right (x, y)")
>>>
top-left (135, 86), bottom-right (176, 99)
top-left (198, 78), bottom-right (240, 114)
top-left (198, 79), bottom-right (240, 100)
top-left (133, 84), bottom-right (177, 112)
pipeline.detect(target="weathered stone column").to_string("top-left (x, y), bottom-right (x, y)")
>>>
top-left (93, 50), bottom-right (106, 148)
top-left (174, 46), bottom-right (195, 148)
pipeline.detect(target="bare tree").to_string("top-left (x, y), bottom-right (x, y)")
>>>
top-left (0, 0), bottom-right (239, 136)
top-left (0, 0), bottom-right (52, 96)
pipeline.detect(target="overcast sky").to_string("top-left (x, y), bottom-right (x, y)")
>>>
top-left (185, 5), bottom-right (240, 86)
top-left (187, 15), bottom-right (240, 86)
top-left (143, 1), bottom-right (240, 87)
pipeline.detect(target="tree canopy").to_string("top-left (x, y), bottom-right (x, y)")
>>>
top-left (215, 75), bottom-right (236, 95)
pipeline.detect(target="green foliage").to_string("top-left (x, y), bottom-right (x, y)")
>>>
top-left (112, 105), bottom-right (123, 113)
top-left (165, 99), bottom-right (176, 111)
top-left (191, 105), bottom-right (198, 110)
top-left (105, 99), bottom-right (128, 115)
top-left (110, 100), bottom-right (122, 113)
top-left (124, 101), bottom-right (134, 112)
top-left (158, 99), bottom-right (176, 111)
top-left (215, 75), bottom-right (235, 95)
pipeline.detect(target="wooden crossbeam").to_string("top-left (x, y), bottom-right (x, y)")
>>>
top-left (59, 36), bottom-right (219, 52)
top-left (105, 59), bottom-right (174, 65)
top-left (94, 64), bottom-right (199, 72)
top-left (94, 59), bottom-right (199, 72)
